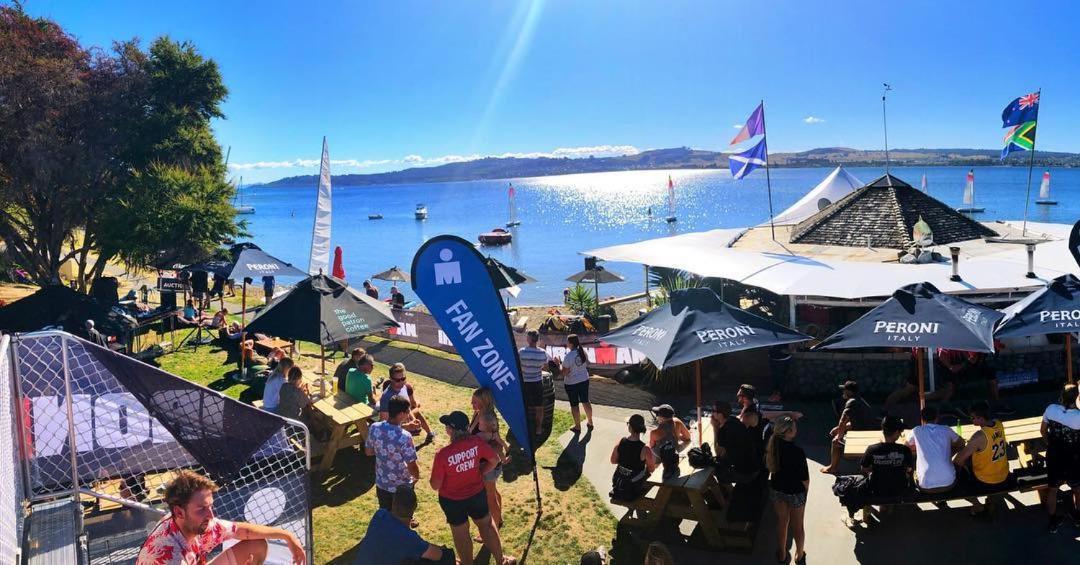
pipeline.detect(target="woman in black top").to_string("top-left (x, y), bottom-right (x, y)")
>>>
top-left (609, 414), bottom-right (656, 500)
top-left (766, 415), bottom-right (808, 564)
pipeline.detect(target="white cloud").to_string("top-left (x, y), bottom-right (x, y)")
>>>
top-left (733, 124), bottom-right (744, 129)
top-left (228, 144), bottom-right (640, 172)
top-left (803, 116), bottom-right (825, 124)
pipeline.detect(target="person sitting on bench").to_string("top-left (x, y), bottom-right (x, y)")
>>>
top-left (952, 400), bottom-right (1011, 516)
top-left (1039, 384), bottom-right (1080, 533)
top-left (906, 405), bottom-right (964, 494)
top-left (711, 400), bottom-right (760, 483)
top-left (821, 380), bottom-right (877, 474)
top-left (379, 363), bottom-right (435, 442)
top-left (839, 415), bottom-right (914, 526)
top-left (609, 413), bottom-right (655, 501)
top-left (649, 404), bottom-right (691, 480)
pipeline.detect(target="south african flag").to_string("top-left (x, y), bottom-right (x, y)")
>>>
top-left (1001, 120), bottom-right (1036, 160)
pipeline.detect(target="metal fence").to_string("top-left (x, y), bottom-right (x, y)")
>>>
top-left (9, 331), bottom-right (313, 562)
top-left (0, 335), bottom-right (25, 564)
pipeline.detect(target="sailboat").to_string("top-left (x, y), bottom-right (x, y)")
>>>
top-left (956, 169), bottom-right (984, 214)
top-left (1036, 170), bottom-right (1057, 205)
top-left (234, 176), bottom-right (255, 215)
top-left (664, 175), bottom-right (677, 223)
top-left (921, 173), bottom-right (928, 194)
top-left (505, 183), bottom-right (521, 227)
top-left (308, 137), bottom-right (332, 275)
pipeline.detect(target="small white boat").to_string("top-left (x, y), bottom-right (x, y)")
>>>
top-left (505, 183), bottom-right (521, 227)
top-left (415, 204), bottom-right (428, 220)
top-left (956, 169), bottom-right (984, 214)
top-left (234, 176), bottom-right (255, 214)
top-left (1036, 170), bottom-right (1057, 205)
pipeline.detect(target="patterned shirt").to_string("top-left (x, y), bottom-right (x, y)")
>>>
top-left (366, 421), bottom-right (417, 492)
top-left (517, 346), bottom-right (548, 383)
top-left (136, 516), bottom-right (236, 565)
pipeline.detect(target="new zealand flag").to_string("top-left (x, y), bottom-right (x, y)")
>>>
top-left (1001, 91), bottom-right (1039, 128)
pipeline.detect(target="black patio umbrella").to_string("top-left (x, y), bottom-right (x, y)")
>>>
top-left (996, 274), bottom-right (1080, 384)
top-left (245, 274), bottom-right (398, 383)
top-left (371, 266), bottom-right (411, 283)
top-left (0, 285), bottom-right (137, 336)
top-left (485, 256), bottom-right (537, 290)
top-left (602, 287), bottom-right (810, 443)
top-left (566, 266), bottom-right (625, 308)
top-left (815, 282), bottom-right (1004, 407)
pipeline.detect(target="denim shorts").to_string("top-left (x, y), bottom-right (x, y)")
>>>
top-left (769, 488), bottom-right (807, 508)
top-left (564, 380), bottom-right (590, 406)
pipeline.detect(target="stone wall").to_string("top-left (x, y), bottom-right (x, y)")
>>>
top-left (786, 344), bottom-right (1079, 399)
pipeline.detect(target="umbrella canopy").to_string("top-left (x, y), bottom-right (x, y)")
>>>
top-left (997, 274), bottom-right (1080, 337)
top-left (0, 285), bottom-right (137, 335)
top-left (816, 282), bottom-right (1003, 353)
top-left (244, 274), bottom-right (398, 346)
top-left (229, 247), bottom-right (307, 281)
top-left (371, 266), bottom-right (411, 283)
top-left (601, 288), bottom-right (810, 370)
top-left (566, 267), bottom-right (625, 284)
top-left (484, 256), bottom-right (537, 290)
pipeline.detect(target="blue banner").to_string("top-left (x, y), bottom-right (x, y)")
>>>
top-left (410, 235), bottom-right (531, 453)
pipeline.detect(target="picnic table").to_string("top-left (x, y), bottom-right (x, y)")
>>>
top-left (611, 419), bottom-right (757, 551)
top-left (843, 416), bottom-right (1044, 466)
top-left (309, 393), bottom-right (376, 472)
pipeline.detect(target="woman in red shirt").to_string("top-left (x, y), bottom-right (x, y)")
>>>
top-left (430, 411), bottom-right (517, 565)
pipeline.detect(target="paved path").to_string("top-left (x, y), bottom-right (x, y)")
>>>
top-left (555, 401), bottom-right (1078, 564)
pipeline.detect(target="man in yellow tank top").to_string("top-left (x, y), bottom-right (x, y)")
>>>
top-left (953, 401), bottom-right (1011, 516)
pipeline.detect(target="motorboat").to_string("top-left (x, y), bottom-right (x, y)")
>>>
top-left (479, 227), bottom-right (512, 246)
top-left (368, 214), bottom-right (383, 220)
top-left (415, 204), bottom-right (428, 220)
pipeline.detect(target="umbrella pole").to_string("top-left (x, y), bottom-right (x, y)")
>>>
top-left (696, 360), bottom-right (703, 446)
top-left (1067, 333), bottom-right (1074, 385)
top-left (917, 348), bottom-right (927, 411)
top-left (238, 281), bottom-right (247, 373)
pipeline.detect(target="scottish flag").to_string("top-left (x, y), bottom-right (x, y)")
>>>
top-left (729, 138), bottom-right (768, 180)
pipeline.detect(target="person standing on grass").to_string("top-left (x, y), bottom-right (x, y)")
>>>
top-left (353, 487), bottom-right (453, 565)
top-left (1040, 384), bottom-right (1080, 533)
top-left (136, 470), bottom-right (305, 565)
top-left (767, 415), bottom-right (808, 565)
top-left (366, 396), bottom-right (421, 524)
top-left (558, 334), bottom-right (593, 433)
top-left (517, 329), bottom-right (549, 436)
top-left (430, 411), bottom-right (517, 565)
top-left (469, 388), bottom-right (510, 533)
top-left (379, 363), bottom-right (435, 442)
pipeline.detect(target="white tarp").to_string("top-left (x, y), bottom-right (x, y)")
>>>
top-left (770, 166), bottom-right (862, 225)
top-left (308, 137), bottom-right (332, 275)
top-left (585, 222), bottom-right (1080, 299)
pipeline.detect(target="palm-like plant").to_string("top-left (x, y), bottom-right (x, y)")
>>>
top-left (564, 284), bottom-right (597, 316)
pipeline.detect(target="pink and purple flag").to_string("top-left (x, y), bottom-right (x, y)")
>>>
top-left (730, 102), bottom-right (765, 145)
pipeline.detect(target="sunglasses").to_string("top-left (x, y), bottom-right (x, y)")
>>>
top-left (390, 376), bottom-right (406, 383)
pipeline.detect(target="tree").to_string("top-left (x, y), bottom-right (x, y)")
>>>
top-left (0, 4), bottom-right (239, 289)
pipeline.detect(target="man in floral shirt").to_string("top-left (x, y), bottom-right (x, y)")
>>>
top-left (366, 395), bottom-right (421, 517)
top-left (137, 470), bottom-right (305, 564)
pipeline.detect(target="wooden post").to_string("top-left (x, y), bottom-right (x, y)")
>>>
top-left (320, 344), bottom-right (327, 396)
top-left (917, 348), bottom-right (926, 410)
top-left (695, 360), bottom-right (703, 446)
top-left (1067, 333), bottom-right (1074, 384)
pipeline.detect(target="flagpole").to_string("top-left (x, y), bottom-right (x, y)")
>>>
top-left (760, 99), bottom-right (776, 241)
top-left (1021, 88), bottom-right (1041, 237)
top-left (882, 83), bottom-right (892, 174)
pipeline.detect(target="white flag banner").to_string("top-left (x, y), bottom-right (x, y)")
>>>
top-left (308, 137), bottom-right (332, 275)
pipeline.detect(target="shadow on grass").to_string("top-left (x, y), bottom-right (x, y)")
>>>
top-left (546, 427), bottom-right (592, 491)
top-left (312, 447), bottom-right (376, 509)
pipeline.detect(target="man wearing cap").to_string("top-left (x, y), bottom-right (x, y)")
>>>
top-left (430, 411), bottom-right (516, 565)
top-left (711, 401), bottom-right (760, 483)
top-left (353, 487), bottom-right (452, 565)
top-left (821, 380), bottom-right (877, 474)
top-left (518, 329), bottom-right (549, 436)
top-left (840, 415), bottom-right (915, 525)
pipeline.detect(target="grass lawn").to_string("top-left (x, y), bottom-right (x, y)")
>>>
top-left (155, 340), bottom-right (618, 564)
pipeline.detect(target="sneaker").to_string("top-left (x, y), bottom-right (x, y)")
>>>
top-left (1048, 514), bottom-right (1065, 533)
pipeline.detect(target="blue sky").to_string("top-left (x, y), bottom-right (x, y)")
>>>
top-left (25, 0), bottom-right (1080, 183)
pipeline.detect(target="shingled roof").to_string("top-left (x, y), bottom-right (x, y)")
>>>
top-left (789, 173), bottom-right (998, 249)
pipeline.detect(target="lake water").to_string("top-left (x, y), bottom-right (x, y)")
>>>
top-left (242, 166), bottom-right (1080, 305)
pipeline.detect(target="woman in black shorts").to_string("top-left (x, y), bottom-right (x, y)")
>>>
top-left (559, 334), bottom-right (594, 433)
top-left (767, 415), bottom-right (808, 564)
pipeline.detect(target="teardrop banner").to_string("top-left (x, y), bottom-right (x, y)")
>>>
top-left (1069, 219), bottom-right (1080, 270)
top-left (410, 235), bottom-right (532, 454)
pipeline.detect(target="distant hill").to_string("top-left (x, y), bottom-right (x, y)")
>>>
top-left (261, 146), bottom-right (1080, 187)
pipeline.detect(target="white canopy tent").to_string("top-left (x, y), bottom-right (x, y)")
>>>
top-left (769, 166), bottom-right (863, 225)
top-left (585, 221), bottom-right (1079, 300)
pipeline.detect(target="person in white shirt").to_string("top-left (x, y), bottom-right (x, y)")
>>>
top-left (262, 357), bottom-right (293, 412)
top-left (1039, 384), bottom-right (1080, 533)
top-left (905, 405), bottom-right (964, 493)
top-left (558, 334), bottom-right (593, 433)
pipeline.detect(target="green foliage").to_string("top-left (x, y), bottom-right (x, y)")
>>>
top-left (0, 5), bottom-right (236, 287)
top-left (565, 283), bottom-right (597, 316)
